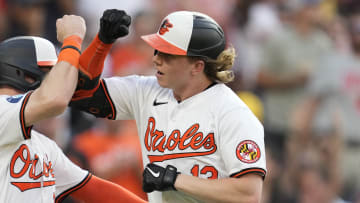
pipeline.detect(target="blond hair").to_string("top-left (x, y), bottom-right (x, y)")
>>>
top-left (189, 47), bottom-right (236, 83)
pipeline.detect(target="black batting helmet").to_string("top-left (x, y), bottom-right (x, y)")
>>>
top-left (141, 11), bottom-right (226, 60)
top-left (0, 36), bottom-right (57, 92)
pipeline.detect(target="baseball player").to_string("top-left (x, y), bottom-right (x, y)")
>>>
top-left (0, 14), bottom-right (146, 203)
top-left (71, 10), bottom-right (267, 203)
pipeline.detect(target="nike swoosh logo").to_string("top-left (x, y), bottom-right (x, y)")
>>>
top-left (153, 99), bottom-right (168, 106)
top-left (147, 167), bottom-right (160, 178)
top-left (11, 181), bottom-right (55, 192)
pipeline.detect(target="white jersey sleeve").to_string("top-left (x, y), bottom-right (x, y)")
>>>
top-left (218, 105), bottom-right (266, 178)
top-left (104, 75), bottom-right (158, 120)
top-left (48, 138), bottom-right (90, 201)
top-left (0, 93), bottom-right (33, 146)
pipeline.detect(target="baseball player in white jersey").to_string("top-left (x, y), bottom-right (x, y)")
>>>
top-left (71, 10), bottom-right (267, 203)
top-left (0, 14), bottom-right (146, 203)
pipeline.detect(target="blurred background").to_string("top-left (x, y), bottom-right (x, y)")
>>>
top-left (1, 0), bottom-right (360, 202)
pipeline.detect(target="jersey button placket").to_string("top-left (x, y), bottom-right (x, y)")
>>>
top-left (168, 101), bottom-right (178, 121)
top-left (170, 108), bottom-right (177, 121)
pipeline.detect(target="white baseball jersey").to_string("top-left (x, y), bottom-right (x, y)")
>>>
top-left (104, 75), bottom-right (267, 203)
top-left (0, 93), bottom-right (90, 203)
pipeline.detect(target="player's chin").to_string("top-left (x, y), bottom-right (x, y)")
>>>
top-left (156, 75), bottom-right (168, 88)
top-left (156, 80), bottom-right (169, 88)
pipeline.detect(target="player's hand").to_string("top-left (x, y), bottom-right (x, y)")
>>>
top-left (56, 15), bottom-right (86, 42)
top-left (98, 9), bottom-right (131, 44)
top-left (142, 163), bottom-right (179, 193)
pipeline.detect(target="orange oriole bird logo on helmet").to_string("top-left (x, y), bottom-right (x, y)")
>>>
top-left (159, 19), bottom-right (173, 35)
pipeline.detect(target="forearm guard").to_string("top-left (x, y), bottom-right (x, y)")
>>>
top-left (70, 79), bottom-right (116, 119)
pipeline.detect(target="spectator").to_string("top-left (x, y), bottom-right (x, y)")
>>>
top-left (5, 0), bottom-right (47, 38)
top-left (228, 0), bottom-right (284, 90)
top-left (292, 10), bottom-right (360, 201)
top-left (256, 0), bottom-right (332, 158)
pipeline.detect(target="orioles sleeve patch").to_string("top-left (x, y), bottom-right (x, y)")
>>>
top-left (236, 140), bottom-right (261, 163)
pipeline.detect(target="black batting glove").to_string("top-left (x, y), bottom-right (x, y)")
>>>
top-left (98, 9), bottom-right (131, 44)
top-left (143, 163), bottom-right (180, 193)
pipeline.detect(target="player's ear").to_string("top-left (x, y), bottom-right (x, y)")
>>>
top-left (190, 59), bottom-right (205, 76)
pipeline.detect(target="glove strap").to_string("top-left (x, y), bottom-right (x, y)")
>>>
top-left (57, 35), bottom-right (82, 68)
top-left (164, 165), bottom-right (180, 191)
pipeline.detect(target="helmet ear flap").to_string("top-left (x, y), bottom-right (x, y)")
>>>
top-left (0, 62), bottom-right (44, 92)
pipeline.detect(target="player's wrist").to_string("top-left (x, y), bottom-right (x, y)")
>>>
top-left (98, 30), bottom-right (115, 44)
top-left (95, 34), bottom-right (113, 48)
top-left (57, 35), bottom-right (83, 68)
top-left (173, 173), bottom-right (182, 190)
top-left (63, 35), bottom-right (82, 49)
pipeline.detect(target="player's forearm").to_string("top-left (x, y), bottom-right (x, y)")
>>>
top-left (32, 61), bottom-right (78, 113)
top-left (174, 174), bottom-right (263, 203)
top-left (76, 8), bottom-right (131, 82)
top-left (25, 37), bottom-right (82, 126)
top-left (72, 9), bottom-right (130, 100)
top-left (79, 34), bottom-right (112, 78)
top-left (24, 15), bottom-right (86, 126)
top-left (25, 61), bottom-right (78, 126)
top-left (70, 35), bottom-right (112, 100)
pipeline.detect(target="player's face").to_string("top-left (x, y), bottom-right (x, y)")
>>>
top-left (23, 66), bottom-right (52, 85)
top-left (153, 51), bottom-right (193, 90)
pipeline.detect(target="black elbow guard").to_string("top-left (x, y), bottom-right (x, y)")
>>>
top-left (70, 80), bottom-right (116, 119)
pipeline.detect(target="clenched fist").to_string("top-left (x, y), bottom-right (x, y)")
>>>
top-left (56, 15), bottom-right (86, 43)
top-left (98, 9), bottom-right (131, 44)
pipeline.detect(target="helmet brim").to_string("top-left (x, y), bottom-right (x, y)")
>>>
top-left (141, 34), bottom-right (186, 56)
top-left (38, 60), bottom-right (57, 66)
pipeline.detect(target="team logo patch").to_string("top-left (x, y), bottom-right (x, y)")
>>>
top-left (159, 19), bottom-right (173, 35)
top-left (6, 94), bottom-right (24, 103)
top-left (236, 140), bottom-right (261, 163)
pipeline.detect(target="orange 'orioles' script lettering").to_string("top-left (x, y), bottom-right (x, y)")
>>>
top-left (145, 117), bottom-right (217, 162)
top-left (10, 144), bottom-right (55, 192)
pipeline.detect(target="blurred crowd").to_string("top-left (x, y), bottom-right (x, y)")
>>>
top-left (1, 0), bottom-right (360, 202)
